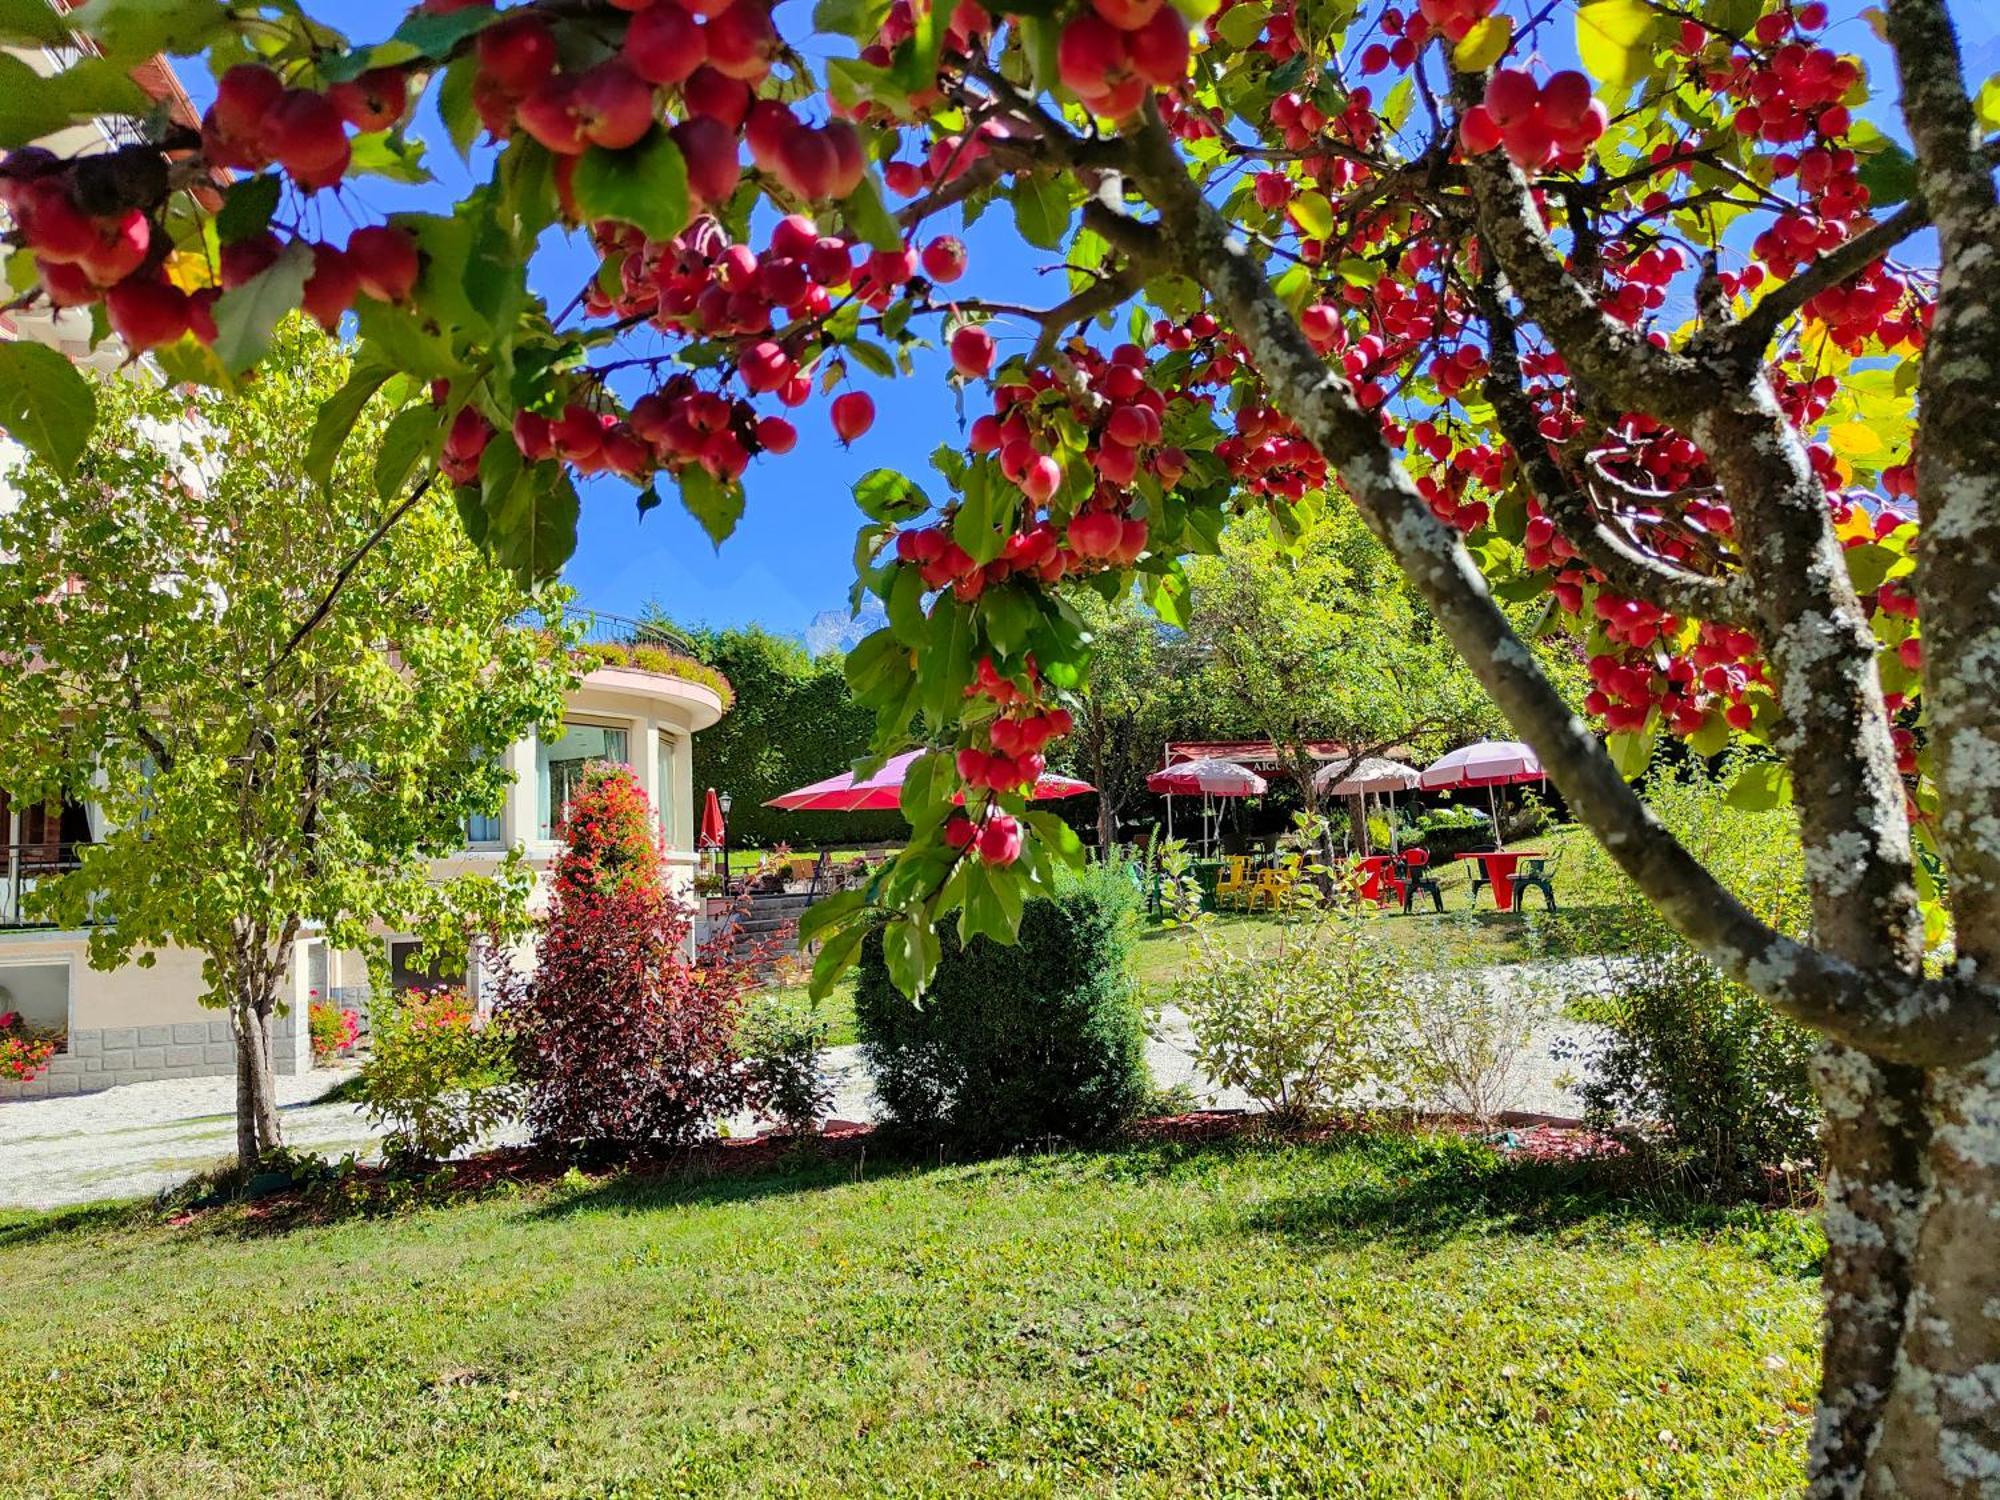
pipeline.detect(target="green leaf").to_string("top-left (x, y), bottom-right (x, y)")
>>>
top-left (679, 465), bottom-right (746, 548)
top-left (214, 175), bottom-right (281, 245)
top-left (387, 4), bottom-right (498, 57)
top-left (846, 338), bottom-right (897, 378)
top-left (374, 405), bottom-right (438, 502)
top-left (845, 627), bottom-right (912, 707)
top-left (1025, 810), bottom-right (1086, 871)
top-left (489, 464), bottom-right (579, 585)
top-left (1451, 13), bottom-right (1512, 70)
top-left (0, 341), bottom-right (95, 479)
top-left (210, 241), bottom-right (312, 374)
top-left (305, 360), bottom-right (394, 493)
top-left (953, 461), bottom-right (1012, 566)
top-left (572, 129), bottom-right (690, 243)
top-left (809, 916), bottom-right (869, 999)
top-left (1856, 142), bottom-right (1919, 209)
top-left (1575, 0), bottom-right (1655, 91)
top-left (1725, 761), bottom-right (1793, 811)
top-left (814, 0), bottom-right (894, 39)
top-left (437, 56), bottom-right (482, 164)
top-left (348, 130), bottom-right (431, 185)
top-left (1215, 2), bottom-right (1268, 47)
top-left (882, 913), bottom-right (941, 997)
top-left (354, 296), bottom-right (462, 382)
top-left (853, 467), bottom-right (931, 522)
top-left (1607, 725), bottom-right (1657, 779)
top-left (1687, 713), bottom-right (1732, 758)
top-left (1011, 176), bottom-right (1071, 250)
top-left (981, 585), bottom-right (1041, 659)
top-left (0, 53), bottom-right (148, 145)
top-left (919, 601), bottom-right (976, 722)
top-left (899, 750), bottom-right (954, 831)
top-left (840, 172), bottom-right (905, 255)
top-left (798, 888), bottom-right (866, 948)
top-left (66, 0), bottom-right (227, 61)
top-left (959, 862), bottom-right (1024, 946)
top-left (0, 0), bottom-right (72, 44)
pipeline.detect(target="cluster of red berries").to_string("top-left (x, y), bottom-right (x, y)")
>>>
top-left (1358, 0), bottom-right (1497, 73)
top-left (203, 60), bottom-right (410, 188)
top-left (1460, 69), bottom-right (1608, 172)
top-left (1056, 0), bottom-right (1193, 119)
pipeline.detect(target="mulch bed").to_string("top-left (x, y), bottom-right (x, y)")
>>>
top-left (167, 1109), bottom-right (1635, 1232)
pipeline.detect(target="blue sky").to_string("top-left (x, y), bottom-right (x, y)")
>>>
top-left (189, 3), bottom-right (1996, 639)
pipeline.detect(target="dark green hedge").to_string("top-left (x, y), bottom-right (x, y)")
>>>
top-left (669, 621), bottom-right (905, 849)
top-left (854, 868), bottom-right (1150, 1148)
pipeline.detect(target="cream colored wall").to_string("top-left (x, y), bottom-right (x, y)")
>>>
top-left (0, 930), bottom-right (280, 1030)
top-left (11, 665), bottom-right (727, 1040)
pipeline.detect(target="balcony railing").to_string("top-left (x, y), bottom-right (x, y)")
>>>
top-left (1, 842), bottom-right (89, 929)
top-left (562, 606), bottom-right (696, 655)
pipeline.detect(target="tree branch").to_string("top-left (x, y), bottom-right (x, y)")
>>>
top-left (264, 474), bottom-right (435, 685)
top-left (1106, 99), bottom-right (1989, 1066)
top-left (1726, 199), bottom-right (1932, 358)
top-left (1475, 277), bottom-right (1753, 624)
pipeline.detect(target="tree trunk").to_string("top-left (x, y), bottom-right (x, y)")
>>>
top-left (231, 981), bottom-right (283, 1169)
top-left (1798, 1040), bottom-right (2000, 1499)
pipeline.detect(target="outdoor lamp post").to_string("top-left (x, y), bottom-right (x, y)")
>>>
top-left (718, 791), bottom-right (732, 897)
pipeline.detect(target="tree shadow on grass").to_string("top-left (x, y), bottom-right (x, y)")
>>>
top-left (524, 1133), bottom-right (973, 1223)
top-left (0, 1200), bottom-right (140, 1251)
top-left (1240, 1132), bottom-right (1808, 1264)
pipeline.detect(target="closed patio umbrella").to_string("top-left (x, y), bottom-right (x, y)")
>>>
top-left (699, 787), bottom-right (726, 850)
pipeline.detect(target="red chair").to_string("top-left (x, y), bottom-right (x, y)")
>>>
top-left (1396, 848), bottom-right (1444, 913)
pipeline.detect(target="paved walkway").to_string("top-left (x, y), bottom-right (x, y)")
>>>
top-left (0, 968), bottom-right (1606, 1212)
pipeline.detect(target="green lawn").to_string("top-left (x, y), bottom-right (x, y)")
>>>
top-left (0, 1131), bottom-right (1817, 1497)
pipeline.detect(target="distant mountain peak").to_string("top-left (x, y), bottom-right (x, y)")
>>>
top-left (804, 600), bottom-right (886, 657)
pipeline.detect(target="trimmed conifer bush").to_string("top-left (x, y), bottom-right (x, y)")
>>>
top-left (854, 866), bottom-right (1149, 1147)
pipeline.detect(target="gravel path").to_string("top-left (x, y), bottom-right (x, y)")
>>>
top-left (0, 961), bottom-right (1611, 1212)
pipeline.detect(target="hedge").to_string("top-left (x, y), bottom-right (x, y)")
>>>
top-left (854, 866), bottom-right (1151, 1148)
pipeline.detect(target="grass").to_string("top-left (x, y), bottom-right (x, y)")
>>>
top-left (0, 1129), bottom-right (1819, 1497)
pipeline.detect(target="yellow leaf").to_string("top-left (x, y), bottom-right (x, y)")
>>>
top-left (1576, 0), bottom-right (1655, 90)
top-left (1830, 420), bottom-right (1884, 459)
top-left (165, 250), bottom-right (215, 292)
top-left (1452, 14), bottom-right (1512, 72)
top-left (1835, 506), bottom-right (1875, 545)
top-left (1288, 190), bottom-right (1334, 242)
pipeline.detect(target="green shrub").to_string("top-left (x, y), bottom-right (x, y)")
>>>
top-left (1564, 945), bottom-right (1820, 1191)
top-left (743, 991), bottom-right (836, 1137)
top-left (854, 866), bottom-right (1150, 1147)
top-left (1545, 756), bottom-right (1820, 1193)
top-left (1170, 909), bottom-right (1407, 1123)
top-left (359, 988), bottom-right (518, 1165)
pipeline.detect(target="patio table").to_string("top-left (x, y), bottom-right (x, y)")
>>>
top-left (1455, 850), bottom-right (1547, 912)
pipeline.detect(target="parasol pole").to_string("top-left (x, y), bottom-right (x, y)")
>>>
top-left (1487, 782), bottom-right (1503, 849)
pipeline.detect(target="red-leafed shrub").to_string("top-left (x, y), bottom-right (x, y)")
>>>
top-left (501, 762), bottom-right (748, 1155)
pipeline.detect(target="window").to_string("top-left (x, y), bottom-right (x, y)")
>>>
top-left (656, 731), bottom-right (678, 847)
top-left (388, 940), bottom-right (459, 994)
top-left (536, 722), bottom-right (630, 839)
top-left (0, 960), bottom-right (70, 1039)
top-left (462, 747), bottom-right (505, 848)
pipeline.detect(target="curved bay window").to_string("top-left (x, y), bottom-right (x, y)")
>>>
top-left (536, 722), bottom-right (630, 840)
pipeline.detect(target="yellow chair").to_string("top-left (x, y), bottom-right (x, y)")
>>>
top-left (1254, 854), bottom-right (1304, 912)
top-left (1216, 855), bottom-right (1252, 910)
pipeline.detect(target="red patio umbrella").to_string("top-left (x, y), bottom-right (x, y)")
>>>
top-left (766, 750), bottom-right (1093, 812)
top-left (699, 786), bottom-right (726, 850)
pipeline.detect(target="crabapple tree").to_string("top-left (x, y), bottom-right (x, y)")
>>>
top-left (0, 0), bottom-right (1997, 1488)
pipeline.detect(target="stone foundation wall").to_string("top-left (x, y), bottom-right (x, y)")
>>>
top-left (0, 1007), bottom-right (309, 1101)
